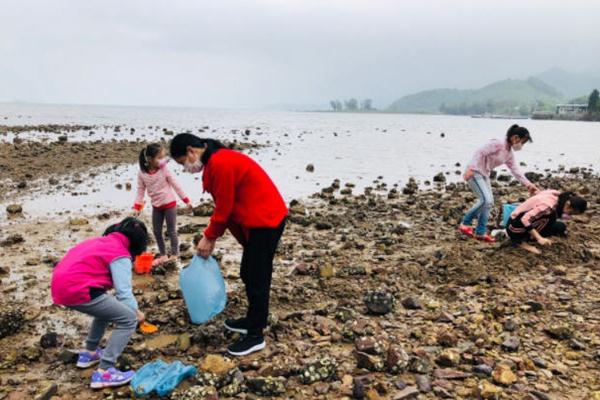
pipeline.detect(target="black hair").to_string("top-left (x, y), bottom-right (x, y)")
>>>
top-left (169, 133), bottom-right (226, 165)
top-left (138, 143), bottom-right (163, 173)
top-left (557, 192), bottom-right (587, 216)
top-left (506, 124), bottom-right (532, 144)
top-left (103, 217), bottom-right (149, 257)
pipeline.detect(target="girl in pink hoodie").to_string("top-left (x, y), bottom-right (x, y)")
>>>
top-left (133, 143), bottom-right (192, 264)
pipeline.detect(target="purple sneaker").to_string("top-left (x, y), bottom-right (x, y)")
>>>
top-left (90, 367), bottom-right (135, 389)
top-left (76, 348), bottom-right (103, 368)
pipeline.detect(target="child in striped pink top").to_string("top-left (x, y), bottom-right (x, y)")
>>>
top-left (133, 143), bottom-right (192, 264)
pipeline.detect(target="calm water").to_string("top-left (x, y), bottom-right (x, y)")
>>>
top-left (1, 103), bottom-right (599, 217)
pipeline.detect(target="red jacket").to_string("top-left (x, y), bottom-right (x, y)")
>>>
top-left (202, 149), bottom-right (287, 244)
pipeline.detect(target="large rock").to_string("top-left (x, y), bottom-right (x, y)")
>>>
top-left (6, 204), bottom-right (22, 214)
top-left (364, 290), bottom-right (394, 315)
top-left (246, 376), bottom-right (286, 396)
top-left (200, 354), bottom-right (235, 375)
top-left (492, 364), bottom-right (517, 385)
top-left (355, 351), bottom-right (385, 372)
top-left (300, 357), bottom-right (338, 384)
top-left (387, 345), bottom-right (410, 373)
top-left (0, 234), bottom-right (24, 247)
top-left (0, 307), bottom-right (25, 339)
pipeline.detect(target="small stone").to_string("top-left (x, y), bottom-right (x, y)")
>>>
top-left (544, 325), bottom-right (573, 340)
top-left (366, 389), bottom-right (384, 400)
top-left (356, 337), bottom-right (383, 355)
top-left (477, 380), bottom-right (502, 399)
top-left (24, 346), bottom-right (42, 361)
top-left (501, 336), bottom-right (520, 352)
top-left (436, 349), bottom-right (461, 367)
top-left (0, 233), bottom-right (24, 247)
top-left (319, 264), bottom-right (335, 278)
top-left (529, 390), bottom-right (552, 400)
top-left (433, 172), bottom-right (446, 183)
top-left (58, 349), bottom-right (78, 364)
top-left (492, 364), bottom-right (517, 385)
top-left (34, 383), bottom-right (58, 400)
top-left (532, 357), bottom-right (548, 369)
top-left (69, 218), bottom-right (89, 226)
top-left (569, 339), bottom-right (586, 350)
top-left (393, 385), bottom-right (419, 399)
top-left (6, 204), bottom-right (22, 214)
top-left (473, 364), bottom-right (493, 376)
top-left (314, 382), bottom-right (330, 395)
top-left (306, 164), bottom-right (315, 172)
top-left (387, 345), bottom-right (410, 373)
top-left (415, 375), bottom-right (431, 393)
top-left (246, 376), bottom-right (286, 396)
top-left (300, 357), bottom-right (338, 384)
top-left (355, 351), bottom-right (385, 372)
top-left (525, 300), bottom-right (544, 312)
top-left (40, 332), bottom-right (58, 349)
top-left (437, 330), bottom-right (458, 347)
top-left (433, 368), bottom-right (472, 380)
top-left (200, 354), bottom-right (235, 375)
top-left (408, 356), bottom-right (431, 374)
top-left (177, 333), bottom-right (191, 351)
top-left (503, 319), bottom-right (518, 332)
top-left (352, 376), bottom-right (368, 399)
top-left (401, 296), bottom-right (422, 310)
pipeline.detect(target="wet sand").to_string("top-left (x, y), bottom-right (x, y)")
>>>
top-left (1, 155), bottom-right (599, 399)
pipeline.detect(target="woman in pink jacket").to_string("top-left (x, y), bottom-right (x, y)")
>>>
top-left (133, 143), bottom-right (192, 264)
top-left (459, 125), bottom-right (540, 242)
top-left (506, 190), bottom-right (587, 254)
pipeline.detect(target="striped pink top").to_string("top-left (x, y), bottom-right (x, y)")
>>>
top-left (468, 139), bottom-right (532, 187)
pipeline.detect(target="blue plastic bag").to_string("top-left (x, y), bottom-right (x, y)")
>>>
top-left (131, 359), bottom-right (197, 397)
top-left (502, 203), bottom-right (519, 227)
top-left (179, 256), bottom-right (227, 324)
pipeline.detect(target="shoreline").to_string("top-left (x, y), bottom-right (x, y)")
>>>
top-left (1, 171), bottom-right (599, 399)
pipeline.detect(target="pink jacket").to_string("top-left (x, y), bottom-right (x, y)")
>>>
top-left (468, 139), bottom-right (532, 187)
top-left (51, 232), bottom-right (131, 306)
top-left (511, 190), bottom-right (560, 228)
top-left (134, 163), bottom-right (190, 210)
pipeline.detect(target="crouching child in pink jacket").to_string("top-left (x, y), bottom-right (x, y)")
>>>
top-left (51, 217), bottom-right (148, 389)
top-left (506, 190), bottom-right (587, 254)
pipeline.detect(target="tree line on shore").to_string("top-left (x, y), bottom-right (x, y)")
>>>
top-left (329, 98), bottom-right (375, 112)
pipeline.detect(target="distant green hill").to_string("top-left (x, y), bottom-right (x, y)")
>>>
top-left (535, 68), bottom-right (600, 99)
top-left (388, 77), bottom-right (565, 115)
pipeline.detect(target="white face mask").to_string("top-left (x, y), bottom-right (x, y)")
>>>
top-left (512, 142), bottom-right (523, 151)
top-left (184, 159), bottom-right (203, 173)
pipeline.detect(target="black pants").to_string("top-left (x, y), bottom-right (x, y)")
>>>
top-left (240, 219), bottom-right (285, 335)
top-left (507, 214), bottom-right (566, 244)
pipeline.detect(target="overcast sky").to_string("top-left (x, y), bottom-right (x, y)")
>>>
top-left (1, 0), bottom-right (599, 109)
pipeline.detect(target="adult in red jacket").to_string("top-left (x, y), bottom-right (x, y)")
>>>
top-left (170, 133), bottom-right (287, 356)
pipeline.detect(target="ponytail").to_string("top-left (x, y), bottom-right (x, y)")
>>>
top-left (169, 133), bottom-right (226, 165)
top-left (103, 217), bottom-right (149, 257)
top-left (138, 143), bottom-right (163, 173)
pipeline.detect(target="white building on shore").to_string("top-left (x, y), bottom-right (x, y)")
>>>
top-left (555, 104), bottom-right (588, 115)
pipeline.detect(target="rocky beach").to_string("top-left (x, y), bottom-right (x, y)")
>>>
top-left (0, 123), bottom-right (599, 400)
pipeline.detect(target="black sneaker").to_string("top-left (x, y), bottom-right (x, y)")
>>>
top-left (224, 318), bottom-right (249, 334)
top-left (227, 335), bottom-right (265, 356)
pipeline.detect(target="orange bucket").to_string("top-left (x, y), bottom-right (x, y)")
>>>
top-left (135, 253), bottom-right (154, 274)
